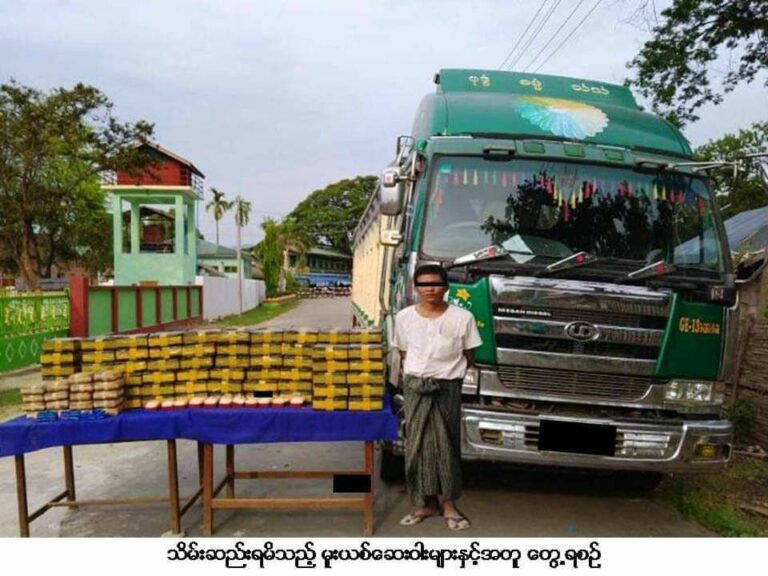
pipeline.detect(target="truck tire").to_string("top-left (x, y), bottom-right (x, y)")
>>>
top-left (380, 445), bottom-right (405, 483)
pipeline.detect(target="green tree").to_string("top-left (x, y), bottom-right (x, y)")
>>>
top-left (205, 187), bottom-right (233, 245)
top-left (628, 0), bottom-right (768, 126)
top-left (286, 176), bottom-right (377, 254)
top-left (694, 121), bottom-right (768, 219)
top-left (255, 218), bottom-right (284, 297)
top-left (0, 80), bottom-right (153, 289)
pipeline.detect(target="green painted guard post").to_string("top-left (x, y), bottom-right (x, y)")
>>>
top-left (0, 290), bottom-right (69, 372)
top-left (68, 276), bottom-right (203, 338)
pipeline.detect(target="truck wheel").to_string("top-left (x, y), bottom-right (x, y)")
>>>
top-left (615, 471), bottom-right (664, 493)
top-left (380, 445), bottom-right (405, 483)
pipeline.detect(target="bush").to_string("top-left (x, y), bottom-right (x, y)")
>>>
top-left (726, 397), bottom-right (754, 444)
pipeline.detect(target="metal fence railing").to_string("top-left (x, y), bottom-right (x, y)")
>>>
top-left (0, 291), bottom-right (70, 372)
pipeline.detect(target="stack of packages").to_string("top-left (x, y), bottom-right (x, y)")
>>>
top-left (92, 369), bottom-right (125, 416)
top-left (80, 336), bottom-right (121, 374)
top-left (347, 331), bottom-right (385, 410)
top-left (21, 382), bottom-right (47, 418)
top-left (67, 372), bottom-right (94, 414)
top-left (312, 329), bottom-right (351, 411)
top-left (112, 335), bottom-right (149, 409)
top-left (211, 330), bottom-right (249, 406)
top-left (40, 337), bottom-right (80, 382)
top-left (310, 328), bottom-right (385, 411)
top-left (280, 329), bottom-right (315, 402)
top-left (246, 329), bottom-right (283, 398)
top-left (177, 329), bottom-right (218, 405)
top-left (143, 331), bottom-right (183, 409)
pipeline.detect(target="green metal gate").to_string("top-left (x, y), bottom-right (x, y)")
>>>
top-left (0, 291), bottom-right (70, 373)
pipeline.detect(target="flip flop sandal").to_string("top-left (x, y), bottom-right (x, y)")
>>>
top-left (399, 509), bottom-right (440, 526)
top-left (445, 515), bottom-right (471, 531)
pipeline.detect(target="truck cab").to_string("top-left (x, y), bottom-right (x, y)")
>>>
top-left (352, 69), bottom-right (737, 481)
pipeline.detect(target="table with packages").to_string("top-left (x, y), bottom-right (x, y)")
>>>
top-left (0, 401), bottom-right (398, 537)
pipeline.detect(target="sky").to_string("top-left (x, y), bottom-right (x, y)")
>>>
top-left (1, 0), bottom-right (765, 247)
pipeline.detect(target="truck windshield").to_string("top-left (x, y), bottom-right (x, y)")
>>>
top-left (421, 156), bottom-right (726, 274)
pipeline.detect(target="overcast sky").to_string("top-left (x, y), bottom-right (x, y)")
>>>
top-left (1, 0), bottom-right (765, 247)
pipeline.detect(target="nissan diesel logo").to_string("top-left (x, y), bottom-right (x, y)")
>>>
top-left (564, 321), bottom-right (599, 341)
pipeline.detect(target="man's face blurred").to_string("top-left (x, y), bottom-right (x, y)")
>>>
top-left (415, 273), bottom-right (448, 305)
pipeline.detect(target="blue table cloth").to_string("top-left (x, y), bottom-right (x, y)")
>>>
top-left (0, 399), bottom-right (399, 458)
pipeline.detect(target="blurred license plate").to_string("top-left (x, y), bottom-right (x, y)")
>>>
top-left (538, 420), bottom-right (616, 456)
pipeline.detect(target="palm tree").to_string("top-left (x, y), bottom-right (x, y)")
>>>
top-left (205, 187), bottom-right (233, 245)
top-left (233, 195), bottom-right (252, 313)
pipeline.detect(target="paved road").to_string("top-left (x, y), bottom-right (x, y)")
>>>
top-left (0, 297), bottom-right (712, 537)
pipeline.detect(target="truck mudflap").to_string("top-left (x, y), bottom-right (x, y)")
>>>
top-left (461, 407), bottom-right (732, 472)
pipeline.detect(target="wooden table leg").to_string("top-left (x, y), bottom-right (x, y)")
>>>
top-left (14, 455), bottom-right (30, 538)
top-left (202, 443), bottom-right (213, 536)
top-left (226, 444), bottom-right (235, 498)
top-left (167, 440), bottom-right (181, 534)
top-left (63, 445), bottom-right (77, 509)
top-left (363, 441), bottom-right (374, 537)
top-left (197, 442), bottom-right (204, 486)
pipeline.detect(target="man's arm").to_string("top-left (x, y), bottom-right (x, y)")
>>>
top-left (463, 349), bottom-right (475, 368)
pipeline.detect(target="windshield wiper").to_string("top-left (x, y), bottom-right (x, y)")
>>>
top-left (620, 260), bottom-right (676, 283)
top-left (447, 244), bottom-right (535, 270)
top-left (534, 251), bottom-right (598, 277)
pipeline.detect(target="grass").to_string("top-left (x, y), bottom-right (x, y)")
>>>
top-left (213, 300), bottom-right (299, 327)
top-left (655, 454), bottom-right (768, 536)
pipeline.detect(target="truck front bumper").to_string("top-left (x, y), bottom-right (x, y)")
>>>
top-left (461, 407), bottom-right (732, 472)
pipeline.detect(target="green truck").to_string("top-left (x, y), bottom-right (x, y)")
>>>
top-left (352, 69), bottom-right (735, 485)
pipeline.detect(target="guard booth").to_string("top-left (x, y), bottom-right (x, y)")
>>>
top-left (103, 143), bottom-right (205, 286)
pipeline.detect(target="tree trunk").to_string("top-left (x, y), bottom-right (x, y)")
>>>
top-left (18, 222), bottom-right (40, 290)
top-left (216, 221), bottom-right (220, 246)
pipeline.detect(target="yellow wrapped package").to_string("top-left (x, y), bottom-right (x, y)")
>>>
top-left (180, 356), bottom-right (213, 369)
top-left (316, 329), bottom-right (351, 345)
top-left (281, 368), bottom-right (312, 382)
top-left (312, 360), bottom-right (350, 373)
top-left (348, 397), bottom-right (384, 411)
top-left (174, 381), bottom-right (208, 395)
top-left (312, 397), bottom-right (348, 411)
top-left (41, 365), bottom-right (76, 377)
top-left (282, 329), bottom-right (318, 345)
top-left (116, 347), bottom-right (149, 361)
top-left (216, 343), bottom-right (249, 356)
top-left (142, 371), bottom-right (176, 385)
top-left (346, 372), bottom-right (384, 385)
top-left (148, 332), bottom-right (183, 348)
top-left (347, 345), bottom-right (384, 361)
top-left (248, 329), bottom-right (284, 344)
top-left (311, 345), bottom-right (349, 361)
top-left (283, 356), bottom-right (313, 369)
top-left (250, 343), bottom-right (282, 356)
top-left (312, 372), bottom-right (347, 385)
top-left (140, 384), bottom-right (175, 397)
top-left (122, 360), bottom-right (148, 374)
top-left (42, 337), bottom-right (80, 353)
top-left (348, 360), bottom-right (385, 372)
top-left (40, 352), bottom-right (75, 365)
top-left (281, 343), bottom-right (313, 357)
top-left (149, 347), bottom-right (183, 359)
top-left (81, 336), bottom-right (118, 351)
top-left (249, 355), bottom-right (283, 369)
top-left (312, 384), bottom-right (349, 399)
top-left (180, 343), bottom-right (216, 357)
top-left (348, 384), bottom-right (385, 398)
top-left (207, 380), bottom-right (244, 395)
top-left (215, 355), bottom-right (250, 369)
top-left (147, 359), bottom-right (180, 371)
top-left (277, 381), bottom-right (312, 394)
top-left (210, 368), bottom-right (246, 381)
top-left (348, 329), bottom-right (383, 344)
top-left (176, 369), bottom-right (210, 382)
top-left (82, 351), bottom-right (116, 364)
top-left (248, 368), bottom-right (283, 381)
top-left (215, 330), bottom-right (249, 345)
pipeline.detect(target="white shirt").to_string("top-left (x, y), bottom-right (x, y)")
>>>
top-left (394, 304), bottom-right (483, 380)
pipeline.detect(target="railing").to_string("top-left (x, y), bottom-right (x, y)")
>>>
top-left (69, 277), bottom-right (203, 337)
top-left (0, 290), bottom-right (70, 372)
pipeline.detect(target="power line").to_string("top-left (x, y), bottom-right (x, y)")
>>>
top-left (498, 0), bottom-right (550, 70)
top-left (506, 0), bottom-right (564, 71)
top-left (533, 0), bottom-right (604, 73)
top-left (522, 0), bottom-right (587, 72)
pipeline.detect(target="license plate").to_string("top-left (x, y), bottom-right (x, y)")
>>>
top-left (538, 420), bottom-right (616, 456)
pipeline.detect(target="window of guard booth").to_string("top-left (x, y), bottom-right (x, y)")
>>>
top-left (121, 199), bottom-right (132, 254)
top-left (139, 204), bottom-right (176, 253)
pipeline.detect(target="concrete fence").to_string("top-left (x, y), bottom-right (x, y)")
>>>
top-left (195, 276), bottom-right (266, 321)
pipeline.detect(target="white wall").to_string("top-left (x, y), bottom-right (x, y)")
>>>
top-left (195, 276), bottom-right (266, 320)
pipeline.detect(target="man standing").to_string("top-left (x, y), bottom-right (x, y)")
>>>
top-left (395, 264), bottom-right (482, 531)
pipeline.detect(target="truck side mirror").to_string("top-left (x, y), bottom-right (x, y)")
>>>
top-left (379, 167), bottom-right (405, 216)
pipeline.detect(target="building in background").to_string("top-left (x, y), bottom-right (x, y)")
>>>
top-left (287, 245), bottom-right (352, 287)
top-left (198, 239), bottom-right (253, 279)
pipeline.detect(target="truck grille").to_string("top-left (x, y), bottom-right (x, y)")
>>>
top-left (491, 275), bottom-right (671, 378)
top-left (497, 365), bottom-right (661, 401)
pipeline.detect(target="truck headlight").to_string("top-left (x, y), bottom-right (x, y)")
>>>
top-left (664, 380), bottom-right (724, 404)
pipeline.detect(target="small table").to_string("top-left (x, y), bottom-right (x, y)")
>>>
top-left (174, 403), bottom-right (398, 536)
top-left (0, 411), bottom-right (198, 537)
